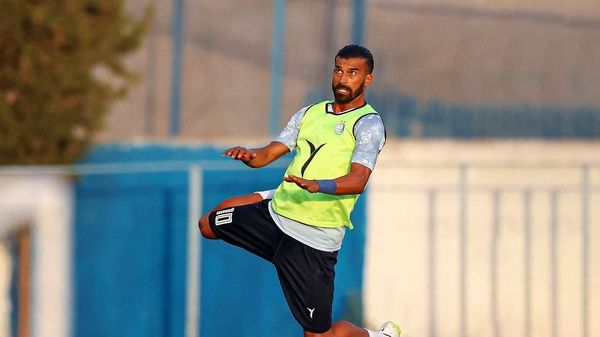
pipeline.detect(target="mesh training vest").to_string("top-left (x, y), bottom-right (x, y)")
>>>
top-left (272, 100), bottom-right (378, 228)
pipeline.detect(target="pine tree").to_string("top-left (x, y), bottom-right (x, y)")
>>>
top-left (0, 0), bottom-right (152, 164)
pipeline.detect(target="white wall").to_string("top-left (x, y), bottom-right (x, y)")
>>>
top-left (364, 140), bottom-right (600, 337)
top-left (0, 176), bottom-right (73, 337)
top-left (0, 242), bottom-right (11, 337)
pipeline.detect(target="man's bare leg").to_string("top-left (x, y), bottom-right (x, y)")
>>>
top-left (304, 321), bottom-right (368, 337)
top-left (304, 321), bottom-right (400, 337)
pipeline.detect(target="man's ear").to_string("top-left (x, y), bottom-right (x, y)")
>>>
top-left (364, 73), bottom-right (373, 88)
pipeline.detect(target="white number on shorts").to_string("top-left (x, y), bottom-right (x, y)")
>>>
top-left (215, 207), bottom-right (234, 226)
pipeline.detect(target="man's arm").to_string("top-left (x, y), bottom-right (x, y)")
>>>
top-left (223, 141), bottom-right (290, 168)
top-left (283, 162), bottom-right (371, 194)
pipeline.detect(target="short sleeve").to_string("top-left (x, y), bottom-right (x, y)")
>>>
top-left (351, 114), bottom-right (386, 170)
top-left (273, 106), bottom-right (308, 150)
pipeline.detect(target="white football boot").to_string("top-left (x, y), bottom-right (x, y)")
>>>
top-left (379, 321), bottom-right (401, 337)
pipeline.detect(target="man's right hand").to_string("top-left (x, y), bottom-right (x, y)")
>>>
top-left (223, 146), bottom-right (257, 163)
top-left (222, 141), bottom-right (290, 168)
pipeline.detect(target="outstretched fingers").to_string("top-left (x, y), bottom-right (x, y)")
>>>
top-left (223, 146), bottom-right (257, 161)
top-left (284, 175), bottom-right (319, 193)
top-left (283, 174), bottom-right (303, 186)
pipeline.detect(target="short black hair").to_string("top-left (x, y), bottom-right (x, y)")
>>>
top-left (335, 44), bottom-right (374, 73)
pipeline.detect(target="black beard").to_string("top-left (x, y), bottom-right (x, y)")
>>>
top-left (332, 83), bottom-right (364, 104)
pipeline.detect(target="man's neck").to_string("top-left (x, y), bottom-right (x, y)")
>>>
top-left (332, 98), bottom-right (366, 114)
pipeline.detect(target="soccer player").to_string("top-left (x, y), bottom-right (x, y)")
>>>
top-left (198, 45), bottom-right (400, 337)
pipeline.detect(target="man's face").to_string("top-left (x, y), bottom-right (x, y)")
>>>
top-left (331, 56), bottom-right (372, 104)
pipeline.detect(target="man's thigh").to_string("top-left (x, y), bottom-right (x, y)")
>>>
top-left (273, 236), bottom-right (338, 333)
top-left (209, 199), bottom-right (283, 261)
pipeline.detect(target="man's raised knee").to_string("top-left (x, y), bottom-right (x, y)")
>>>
top-left (198, 215), bottom-right (217, 239)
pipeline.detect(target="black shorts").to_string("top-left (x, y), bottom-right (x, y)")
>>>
top-left (208, 199), bottom-right (338, 333)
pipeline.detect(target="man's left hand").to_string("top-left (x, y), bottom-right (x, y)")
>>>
top-left (283, 175), bottom-right (319, 193)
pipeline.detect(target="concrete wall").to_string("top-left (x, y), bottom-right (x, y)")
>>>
top-left (98, 0), bottom-right (600, 141)
top-left (0, 243), bottom-right (10, 337)
top-left (368, 0), bottom-right (600, 106)
top-left (364, 140), bottom-right (600, 336)
top-left (0, 176), bottom-right (73, 337)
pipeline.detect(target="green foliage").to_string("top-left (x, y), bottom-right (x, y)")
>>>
top-left (0, 0), bottom-right (152, 164)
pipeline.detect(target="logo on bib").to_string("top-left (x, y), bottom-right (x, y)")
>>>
top-left (334, 121), bottom-right (345, 135)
